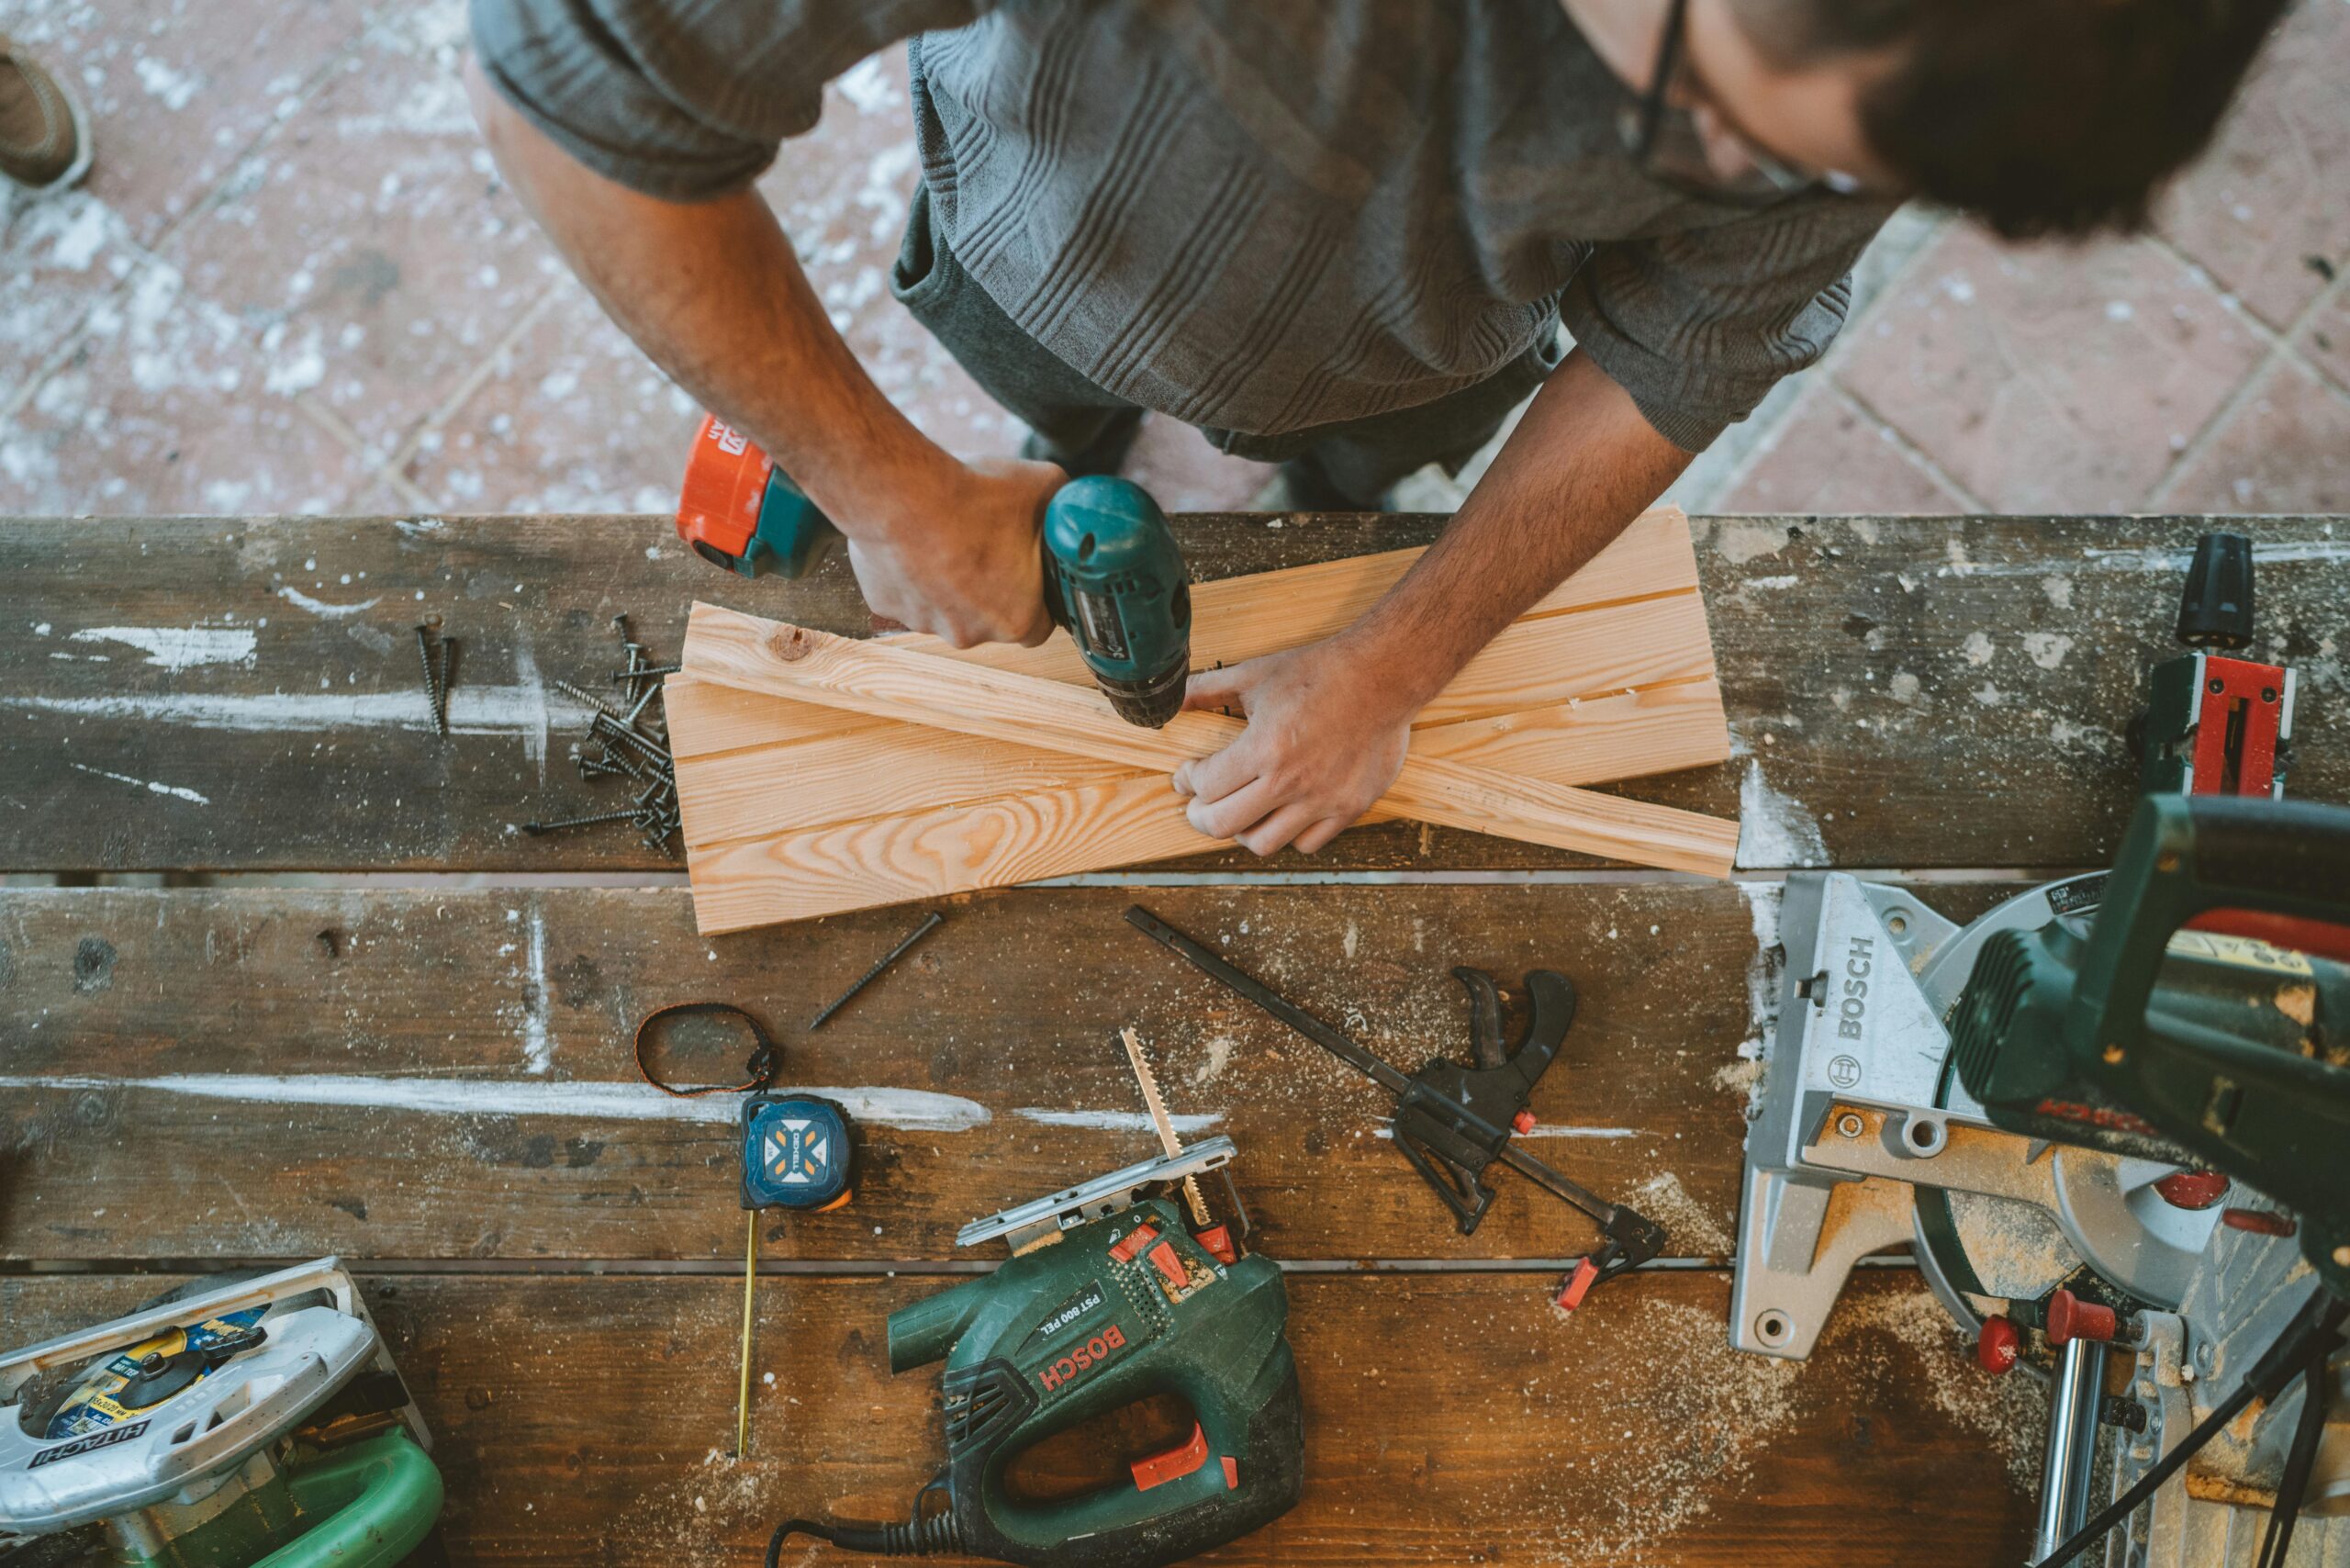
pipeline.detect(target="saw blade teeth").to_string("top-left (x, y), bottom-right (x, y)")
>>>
top-left (1121, 1027), bottom-right (1214, 1229)
top-left (1120, 1026), bottom-right (1182, 1159)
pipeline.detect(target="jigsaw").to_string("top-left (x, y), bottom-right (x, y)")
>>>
top-left (1731, 532), bottom-right (2350, 1567)
top-left (772, 1138), bottom-right (1302, 1568)
top-left (0, 1259), bottom-right (442, 1568)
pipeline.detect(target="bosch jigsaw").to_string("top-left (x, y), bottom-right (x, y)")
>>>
top-left (773, 1138), bottom-right (1303, 1568)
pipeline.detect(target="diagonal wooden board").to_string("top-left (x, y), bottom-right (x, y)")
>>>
top-left (671, 507), bottom-right (1734, 931)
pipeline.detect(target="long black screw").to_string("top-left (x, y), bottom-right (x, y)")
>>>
top-left (414, 625), bottom-right (447, 735)
top-left (524, 810), bottom-right (644, 835)
top-left (433, 635), bottom-right (457, 732)
top-left (808, 912), bottom-right (946, 1031)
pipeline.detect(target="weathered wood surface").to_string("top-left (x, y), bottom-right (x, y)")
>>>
top-left (0, 884), bottom-right (2045, 1265)
top-left (0, 1271), bottom-right (2043, 1567)
top-left (2, 514), bottom-right (2340, 873)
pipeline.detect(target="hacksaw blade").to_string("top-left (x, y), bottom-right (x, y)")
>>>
top-left (1121, 1026), bottom-right (1212, 1228)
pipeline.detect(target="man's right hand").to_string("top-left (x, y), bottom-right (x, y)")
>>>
top-left (845, 454), bottom-right (1067, 648)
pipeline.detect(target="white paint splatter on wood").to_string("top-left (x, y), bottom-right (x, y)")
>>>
top-left (520, 905), bottom-right (552, 1073)
top-left (6, 686), bottom-right (592, 737)
top-left (1735, 761), bottom-right (1826, 870)
top-left (66, 762), bottom-right (211, 806)
top-left (276, 587), bottom-right (381, 618)
top-left (68, 626), bottom-right (256, 671)
top-left (2021, 632), bottom-right (2074, 670)
top-left (0, 1073), bottom-right (991, 1132)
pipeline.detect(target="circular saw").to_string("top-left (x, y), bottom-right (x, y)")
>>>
top-left (0, 1258), bottom-right (442, 1568)
top-left (1732, 533), bottom-right (2350, 1567)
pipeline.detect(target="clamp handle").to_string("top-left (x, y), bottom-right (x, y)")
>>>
top-left (1392, 969), bottom-right (1577, 1235)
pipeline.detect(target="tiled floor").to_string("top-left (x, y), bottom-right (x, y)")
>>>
top-left (5, 0), bottom-right (2347, 520)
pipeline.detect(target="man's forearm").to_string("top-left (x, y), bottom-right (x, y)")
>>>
top-left (1339, 348), bottom-right (1694, 711)
top-left (464, 59), bottom-right (949, 538)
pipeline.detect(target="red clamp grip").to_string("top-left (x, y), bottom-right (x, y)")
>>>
top-left (1552, 1258), bottom-right (1601, 1315)
top-left (2046, 1289), bottom-right (2118, 1347)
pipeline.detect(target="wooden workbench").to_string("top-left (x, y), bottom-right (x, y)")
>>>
top-left (2, 511), bottom-right (2342, 1566)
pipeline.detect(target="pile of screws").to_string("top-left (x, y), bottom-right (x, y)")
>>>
top-left (525, 614), bottom-right (682, 855)
top-left (414, 619), bottom-right (456, 735)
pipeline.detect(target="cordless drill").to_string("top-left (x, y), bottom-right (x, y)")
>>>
top-left (676, 416), bottom-right (1193, 727)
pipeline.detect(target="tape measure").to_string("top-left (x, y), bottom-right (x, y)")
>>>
top-left (741, 1094), bottom-right (853, 1213)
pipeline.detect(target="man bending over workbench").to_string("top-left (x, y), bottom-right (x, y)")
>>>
top-left (466, 0), bottom-right (2281, 856)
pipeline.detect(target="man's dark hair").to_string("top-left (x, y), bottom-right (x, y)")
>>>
top-left (1782, 0), bottom-right (2290, 239)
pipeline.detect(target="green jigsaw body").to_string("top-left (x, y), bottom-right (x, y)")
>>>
top-left (884, 1197), bottom-right (1302, 1568)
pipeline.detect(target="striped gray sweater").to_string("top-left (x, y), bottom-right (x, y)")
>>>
top-left (473, 0), bottom-right (1895, 451)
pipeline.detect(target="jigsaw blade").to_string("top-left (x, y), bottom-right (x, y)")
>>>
top-left (1122, 1026), bottom-right (1212, 1229)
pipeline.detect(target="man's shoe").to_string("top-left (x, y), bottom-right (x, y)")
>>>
top-left (0, 35), bottom-right (92, 193)
top-left (1021, 407), bottom-right (1144, 479)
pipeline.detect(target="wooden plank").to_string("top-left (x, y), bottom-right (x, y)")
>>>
top-left (681, 774), bottom-right (1223, 932)
top-left (664, 588), bottom-right (1716, 756)
top-left (3, 513), bottom-right (2342, 872)
top-left (0, 1271), bottom-right (2043, 1567)
top-left (0, 883), bottom-right (2050, 1265)
top-left (677, 609), bottom-right (1739, 884)
top-left (671, 678), bottom-right (1729, 847)
top-left (661, 515), bottom-right (1722, 886)
top-left (852, 504), bottom-right (1702, 692)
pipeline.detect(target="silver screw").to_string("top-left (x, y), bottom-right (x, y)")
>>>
top-left (1835, 1113), bottom-right (1863, 1138)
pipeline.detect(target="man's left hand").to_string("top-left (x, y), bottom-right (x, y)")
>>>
top-left (1169, 637), bottom-right (1417, 857)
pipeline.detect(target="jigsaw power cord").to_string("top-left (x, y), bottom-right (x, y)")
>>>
top-left (2031, 1293), bottom-right (2347, 1568)
top-left (768, 1482), bottom-right (963, 1562)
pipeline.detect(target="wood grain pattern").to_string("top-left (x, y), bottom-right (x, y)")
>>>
top-left (678, 608), bottom-right (1738, 885)
top-left (666, 509), bottom-right (1728, 926)
top-left (830, 505), bottom-right (1704, 700)
top-left (0, 1271), bottom-right (2042, 1568)
top-left (665, 589), bottom-right (1717, 759)
top-left (671, 678), bottom-right (1730, 850)
top-left (0, 883), bottom-right (2046, 1265)
top-left (3, 512), bottom-right (2341, 873)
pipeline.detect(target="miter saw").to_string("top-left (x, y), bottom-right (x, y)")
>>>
top-left (0, 1259), bottom-right (442, 1568)
top-left (1731, 533), bottom-right (2350, 1567)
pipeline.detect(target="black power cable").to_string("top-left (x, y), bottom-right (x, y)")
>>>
top-left (2254, 1356), bottom-right (2332, 1568)
top-left (2031, 1293), bottom-right (2345, 1568)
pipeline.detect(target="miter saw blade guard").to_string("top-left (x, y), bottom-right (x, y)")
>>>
top-left (0, 1258), bottom-right (441, 1566)
top-left (1729, 872), bottom-right (2220, 1361)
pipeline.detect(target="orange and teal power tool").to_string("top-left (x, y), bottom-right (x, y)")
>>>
top-left (676, 416), bottom-right (1193, 727)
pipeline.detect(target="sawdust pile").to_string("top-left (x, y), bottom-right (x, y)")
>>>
top-left (1523, 1298), bottom-right (1809, 1562)
top-left (1515, 1282), bottom-right (2049, 1562)
top-left (1627, 1170), bottom-right (1735, 1257)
